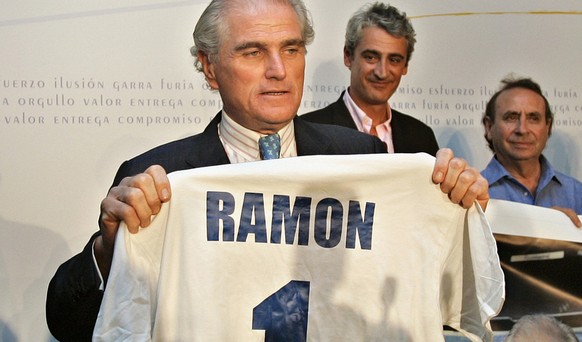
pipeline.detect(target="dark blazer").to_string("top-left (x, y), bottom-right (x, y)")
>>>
top-left (301, 91), bottom-right (439, 156)
top-left (46, 112), bottom-right (386, 341)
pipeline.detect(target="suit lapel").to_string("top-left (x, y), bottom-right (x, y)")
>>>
top-left (389, 110), bottom-right (407, 153)
top-left (329, 92), bottom-right (359, 129)
top-left (185, 112), bottom-right (347, 162)
top-left (294, 116), bottom-right (333, 156)
top-left (185, 113), bottom-right (231, 168)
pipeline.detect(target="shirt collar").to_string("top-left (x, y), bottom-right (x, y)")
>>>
top-left (218, 110), bottom-right (297, 163)
top-left (538, 155), bottom-right (562, 188)
top-left (481, 156), bottom-right (511, 185)
top-left (343, 89), bottom-right (393, 131)
top-left (342, 89), bottom-right (394, 152)
top-left (482, 154), bottom-right (562, 189)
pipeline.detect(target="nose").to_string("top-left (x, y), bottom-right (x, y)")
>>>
top-left (515, 114), bottom-right (528, 133)
top-left (373, 60), bottom-right (388, 80)
top-left (265, 52), bottom-right (286, 80)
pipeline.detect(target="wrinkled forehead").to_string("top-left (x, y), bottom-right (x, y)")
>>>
top-left (219, 0), bottom-right (302, 45)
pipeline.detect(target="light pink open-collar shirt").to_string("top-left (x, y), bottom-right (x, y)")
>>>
top-left (343, 90), bottom-right (394, 153)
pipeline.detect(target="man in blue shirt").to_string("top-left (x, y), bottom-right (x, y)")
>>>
top-left (481, 77), bottom-right (582, 227)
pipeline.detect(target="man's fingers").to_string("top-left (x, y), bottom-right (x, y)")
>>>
top-left (100, 188), bottom-right (146, 234)
top-left (432, 148), bottom-right (454, 184)
top-left (145, 165), bottom-right (171, 202)
top-left (459, 174), bottom-right (489, 209)
top-left (433, 148), bottom-right (490, 210)
top-left (439, 157), bottom-right (468, 196)
top-left (100, 165), bottom-right (171, 236)
top-left (552, 206), bottom-right (582, 228)
top-left (123, 173), bottom-right (161, 220)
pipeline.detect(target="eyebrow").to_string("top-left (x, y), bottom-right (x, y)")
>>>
top-left (360, 49), bottom-right (381, 56)
top-left (360, 49), bottom-right (405, 59)
top-left (234, 41), bottom-right (266, 52)
top-left (282, 38), bottom-right (306, 48)
top-left (501, 110), bottom-right (519, 117)
top-left (388, 53), bottom-right (406, 59)
top-left (234, 38), bottom-right (305, 52)
top-left (502, 110), bottom-right (542, 117)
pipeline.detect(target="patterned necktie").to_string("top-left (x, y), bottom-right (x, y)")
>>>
top-left (258, 133), bottom-right (281, 160)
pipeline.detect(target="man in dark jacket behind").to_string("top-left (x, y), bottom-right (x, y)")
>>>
top-left (302, 2), bottom-right (439, 156)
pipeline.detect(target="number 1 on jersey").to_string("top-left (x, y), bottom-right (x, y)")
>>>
top-left (252, 280), bottom-right (311, 341)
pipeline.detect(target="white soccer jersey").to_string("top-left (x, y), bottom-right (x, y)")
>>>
top-left (93, 153), bottom-right (504, 342)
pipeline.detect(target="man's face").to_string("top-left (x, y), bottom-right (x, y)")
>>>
top-left (344, 26), bottom-right (409, 109)
top-left (484, 87), bottom-right (551, 165)
top-left (200, 2), bottom-right (306, 134)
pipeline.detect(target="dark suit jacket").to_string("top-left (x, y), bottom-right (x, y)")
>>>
top-left (301, 91), bottom-right (439, 156)
top-left (46, 112), bottom-right (386, 341)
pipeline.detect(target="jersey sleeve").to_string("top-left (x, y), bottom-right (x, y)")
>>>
top-left (93, 205), bottom-right (169, 341)
top-left (440, 204), bottom-right (505, 341)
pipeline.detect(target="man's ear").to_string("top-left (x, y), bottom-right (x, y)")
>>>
top-left (483, 116), bottom-right (493, 140)
top-left (198, 51), bottom-right (219, 90)
top-left (343, 47), bottom-right (352, 69)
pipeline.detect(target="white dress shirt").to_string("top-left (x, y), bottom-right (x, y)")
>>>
top-left (218, 110), bottom-right (297, 163)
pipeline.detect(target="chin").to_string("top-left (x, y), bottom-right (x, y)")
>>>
top-left (510, 153), bottom-right (538, 161)
top-left (366, 90), bottom-right (392, 102)
top-left (263, 111), bottom-right (296, 123)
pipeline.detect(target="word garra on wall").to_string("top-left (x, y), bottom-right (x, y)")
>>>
top-left (206, 191), bottom-right (376, 250)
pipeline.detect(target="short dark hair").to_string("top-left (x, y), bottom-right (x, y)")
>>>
top-left (482, 77), bottom-right (553, 151)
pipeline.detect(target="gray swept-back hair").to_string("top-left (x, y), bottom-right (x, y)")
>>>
top-left (344, 2), bottom-right (416, 65)
top-left (505, 314), bottom-right (578, 342)
top-left (190, 0), bottom-right (315, 72)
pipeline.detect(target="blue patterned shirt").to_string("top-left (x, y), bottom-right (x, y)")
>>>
top-left (482, 155), bottom-right (582, 214)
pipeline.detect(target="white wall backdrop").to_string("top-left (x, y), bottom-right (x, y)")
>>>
top-left (0, 0), bottom-right (580, 340)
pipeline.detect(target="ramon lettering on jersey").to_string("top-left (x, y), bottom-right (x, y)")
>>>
top-left (206, 191), bottom-right (375, 249)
